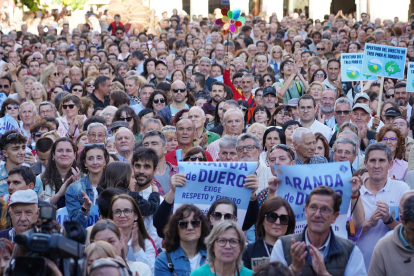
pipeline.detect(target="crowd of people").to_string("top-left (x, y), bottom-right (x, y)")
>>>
top-left (0, 5), bottom-right (412, 276)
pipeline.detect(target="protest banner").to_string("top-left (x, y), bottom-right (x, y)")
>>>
top-left (56, 205), bottom-right (100, 227)
top-left (0, 113), bottom-right (19, 135)
top-left (362, 43), bottom-right (407, 116)
top-left (407, 62), bottom-right (414, 92)
top-left (341, 53), bottom-right (377, 82)
top-left (274, 161), bottom-right (352, 238)
top-left (174, 161), bottom-right (257, 227)
top-left (0, 93), bottom-right (6, 108)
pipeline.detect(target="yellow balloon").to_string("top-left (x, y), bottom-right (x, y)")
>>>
top-left (222, 16), bottom-right (229, 23)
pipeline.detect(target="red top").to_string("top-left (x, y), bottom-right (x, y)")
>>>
top-left (165, 148), bottom-right (214, 166)
top-left (223, 69), bottom-right (256, 108)
top-left (110, 21), bottom-right (124, 35)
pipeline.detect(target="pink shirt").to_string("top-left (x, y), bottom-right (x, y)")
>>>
top-left (57, 115), bottom-right (87, 138)
top-left (388, 158), bottom-right (408, 180)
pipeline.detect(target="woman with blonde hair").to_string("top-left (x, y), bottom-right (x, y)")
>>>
top-left (269, 45), bottom-right (283, 75)
top-left (89, 222), bottom-right (151, 276)
top-left (39, 64), bottom-right (60, 93)
top-left (125, 75), bottom-right (145, 105)
top-left (28, 82), bottom-right (47, 107)
top-left (307, 81), bottom-right (324, 107)
top-left (191, 221), bottom-right (252, 276)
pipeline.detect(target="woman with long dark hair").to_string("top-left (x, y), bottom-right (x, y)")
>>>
top-left (141, 58), bottom-right (157, 78)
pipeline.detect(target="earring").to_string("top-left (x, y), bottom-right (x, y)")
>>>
top-left (52, 157), bottom-right (55, 161)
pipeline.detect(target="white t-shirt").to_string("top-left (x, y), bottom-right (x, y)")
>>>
top-left (189, 252), bottom-right (203, 271)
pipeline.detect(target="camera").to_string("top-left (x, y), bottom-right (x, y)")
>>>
top-left (6, 206), bottom-right (87, 276)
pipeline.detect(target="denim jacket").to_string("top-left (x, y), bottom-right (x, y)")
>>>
top-left (65, 176), bottom-right (95, 228)
top-left (154, 245), bottom-right (207, 276)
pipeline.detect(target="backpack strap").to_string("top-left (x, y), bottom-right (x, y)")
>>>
top-left (166, 252), bottom-right (174, 273)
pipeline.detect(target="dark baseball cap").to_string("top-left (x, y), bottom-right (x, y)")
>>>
top-left (155, 60), bottom-right (168, 68)
top-left (384, 107), bottom-right (402, 117)
top-left (262, 86), bottom-right (276, 97)
top-left (111, 121), bottom-right (129, 132)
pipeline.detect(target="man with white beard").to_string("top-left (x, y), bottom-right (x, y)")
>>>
top-left (319, 89), bottom-right (337, 129)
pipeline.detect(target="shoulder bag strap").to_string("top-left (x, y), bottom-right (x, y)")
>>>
top-left (166, 252), bottom-right (174, 273)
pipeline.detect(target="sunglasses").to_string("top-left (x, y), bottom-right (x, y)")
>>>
top-left (0, 85), bottom-right (9, 89)
top-left (188, 156), bottom-right (205, 161)
top-left (62, 104), bottom-right (75, 109)
top-left (116, 32), bottom-right (123, 35)
top-left (314, 73), bottom-right (325, 77)
top-left (79, 42), bottom-right (87, 46)
top-left (153, 98), bottom-right (165, 104)
top-left (172, 88), bottom-right (186, 93)
top-left (265, 212), bottom-right (290, 225)
top-left (53, 90), bottom-right (62, 94)
top-left (211, 212), bottom-right (235, 221)
top-left (86, 83), bottom-right (95, 87)
top-left (385, 94), bottom-right (394, 99)
top-left (53, 72), bottom-right (60, 76)
top-left (73, 88), bottom-right (83, 92)
top-left (120, 117), bottom-right (133, 122)
top-left (241, 107), bottom-right (248, 111)
top-left (108, 57), bottom-right (117, 61)
top-left (33, 132), bottom-right (46, 138)
top-left (7, 133), bottom-right (23, 140)
top-left (162, 126), bottom-right (176, 131)
top-left (6, 105), bottom-right (18, 110)
top-left (316, 48), bottom-right (325, 50)
top-left (265, 78), bottom-right (273, 82)
top-left (335, 110), bottom-right (350, 115)
top-left (178, 219), bottom-right (201, 229)
top-left (32, 57), bottom-right (41, 60)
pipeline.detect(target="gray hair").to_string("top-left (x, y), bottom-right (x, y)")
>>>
top-left (374, 30), bottom-right (385, 41)
top-left (22, 76), bottom-right (36, 86)
top-left (333, 137), bottom-right (357, 155)
top-left (101, 106), bottom-right (117, 114)
top-left (334, 97), bottom-right (351, 111)
top-left (337, 130), bottom-right (359, 147)
top-left (242, 73), bottom-right (254, 82)
top-left (142, 130), bottom-right (167, 147)
top-left (199, 57), bottom-right (211, 64)
top-left (292, 127), bottom-right (313, 144)
top-left (224, 99), bottom-right (239, 108)
top-left (55, 56), bottom-right (67, 65)
top-left (32, 52), bottom-right (44, 59)
top-left (364, 142), bottom-right (392, 163)
top-left (338, 122), bottom-right (359, 137)
top-left (205, 221), bottom-right (245, 271)
top-left (143, 118), bottom-right (162, 130)
top-left (219, 135), bottom-right (238, 149)
top-left (223, 109), bottom-right (244, 125)
top-left (236, 133), bottom-right (261, 149)
top-left (87, 122), bottom-right (107, 135)
top-left (19, 101), bottom-right (37, 115)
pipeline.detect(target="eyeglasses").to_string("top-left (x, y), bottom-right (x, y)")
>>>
top-left (172, 88), bottom-right (186, 93)
top-left (385, 94), bottom-right (394, 99)
top-left (335, 110), bottom-right (350, 115)
top-left (102, 112), bottom-right (114, 117)
top-left (153, 98), bottom-right (165, 104)
top-left (73, 88), bottom-right (83, 92)
top-left (112, 208), bottom-right (134, 217)
top-left (86, 83), bottom-right (95, 87)
top-left (216, 238), bottom-right (240, 248)
top-left (255, 94), bottom-right (263, 98)
top-left (0, 85), bottom-right (9, 89)
top-left (308, 205), bottom-right (333, 216)
top-left (84, 143), bottom-right (105, 147)
top-left (316, 47), bottom-right (325, 50)
top-left (120, 117), bottom-right (133, 122)
top-left (284, 62), bottom-right (294, 67)
top-left (382, 137), bottom-right (397, 142)
top-left (178, 219), bottom-right (201, 229)
top-left (188, 156), bottom-right (205, 161)
top-left (211, 212), bottom-right (235, 221)
top-left (314, 73), bottom-right (325, 78)
top-left (88, 133), bottom-right (106, 139)
top-left (33, 132), bottom-right (46, 138)
top-left (236, 145), bottom-right (258, 152)
top-left (6, 105), bottom-right (18, 110)
top-left (265, 212), bottom-right (290, 225)
top-left (62, 104), bottom-right (75, 109)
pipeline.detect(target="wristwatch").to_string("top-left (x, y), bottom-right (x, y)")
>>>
top-left (384, 216), bottom-right (394, 225)
top-left (81, 206), bottom-right (89, 214)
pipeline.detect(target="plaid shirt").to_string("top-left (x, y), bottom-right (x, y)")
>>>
top-left (295, 155), bottom-right (328, 165)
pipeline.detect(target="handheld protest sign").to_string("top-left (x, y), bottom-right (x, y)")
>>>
top-left (376, 76), bottom-right (385, 116)
top-left (341, 53), bottom-right (377, 82)
top-left (362, 43), bottom-right (406, 79)
top-left (407, 62), bottom-right (414, 92)
top-left (274, 162), bottom-right (352, 238)
top-left (174, 161), bottom-right (257, 227)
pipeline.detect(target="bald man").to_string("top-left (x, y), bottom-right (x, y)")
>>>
top-left (188, 106), bottom-right (220, 149)
top-left (115, 127), bottom-right (136, 163)
top-left (164, 118), bottom-right (214, 165)
top-left (158, 80), bottom-right (191, 125)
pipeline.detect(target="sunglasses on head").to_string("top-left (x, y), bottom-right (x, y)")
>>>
top-left (172, 88), bottom-right (186, 93)
top-left (7, 133), bottom-right (23, 140)
top-left (6, 105), bottom-right (18, 110)
top-left (33, 132), bottom-right (46, 138)
top-left (178, 219), bottom-right (201, 229)
top-left (153, 98), bottom-right (165, 104)
top-left (212, 212), bottom-right (235, 221)
top-left (265, 212), bottom-right (290, 225)
top-left (121, 116), bottom-right (133, 122)
top-left (62, 104), bottom-right (75, 109)
top-left (188, 156), bottom-right (205, 161)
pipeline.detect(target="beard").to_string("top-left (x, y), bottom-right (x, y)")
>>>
top-left (320, 105), bottom-right (334, 113)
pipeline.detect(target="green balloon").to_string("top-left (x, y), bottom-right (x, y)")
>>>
top-left (227, 10), bottom-right (233, 19)
top-left (238, 16), bottom-right (245, 24)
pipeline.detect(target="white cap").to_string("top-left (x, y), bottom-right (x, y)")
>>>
top-left (9, 190), bottom-right (38, 206)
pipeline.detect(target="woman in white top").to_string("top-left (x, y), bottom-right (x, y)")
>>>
top-left (89, 222), bottom-right (151, 276)
top-left (38, 137), bottom-right (81, 207)
top-left (108, 194), bottom-right (157, 273)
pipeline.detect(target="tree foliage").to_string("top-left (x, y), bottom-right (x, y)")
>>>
top-left (16, 0), bottom-right (42, 12)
